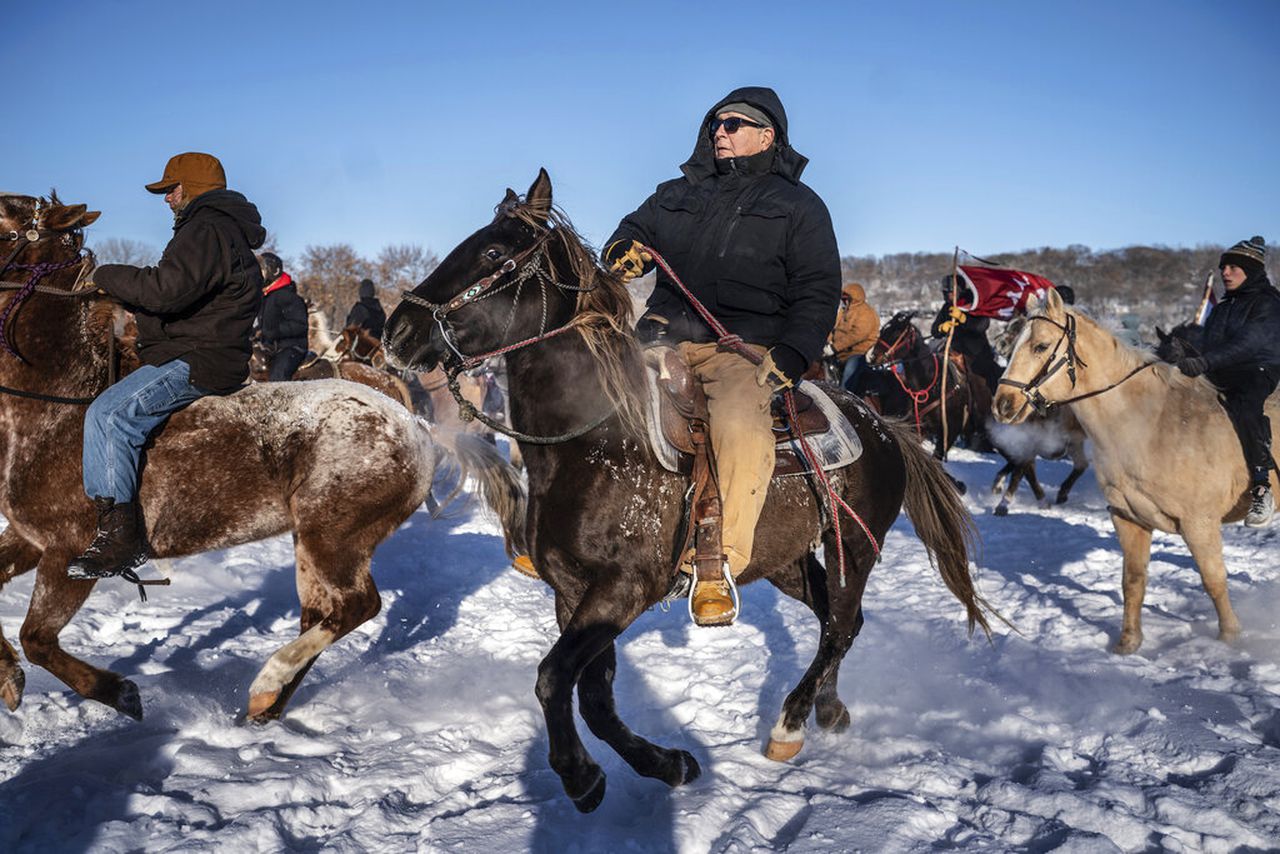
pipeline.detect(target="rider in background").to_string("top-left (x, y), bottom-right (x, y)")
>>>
top-left (1175, 236), bottom-right (1280, 526)
top-left (345, 278), bottom-right (386, 339)
top-left (603, 86), bottom-right (841, 625)
top-left (69, 152), bottom-right (265, 582)
top-left (257, 252), bottom-right (309, 381)
top-left (829, 281), bottom-right (880, 391)
top-left (931, 275), bottom-right (1002, 395)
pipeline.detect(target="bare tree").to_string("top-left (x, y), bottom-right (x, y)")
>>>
top-left (375, 243), bottom-right (439, 296)
top-left (91, 237), bottom-right (160, 266)
top-left (294, 243), bottom-right (370, 327)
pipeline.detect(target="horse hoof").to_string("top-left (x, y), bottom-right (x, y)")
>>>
top-left (1218, 627), bottom-right (1242, 645)
top-left (113, 679), bottom-right (143, 721)
top-left (1111, 635), bottom-right (1142, 655)
top-left (993, 504), bottom-right (1009, 517)
top-left (247, 690), bottom-right (280, 720)
top-left (568, 766), bottom-right (607, 814)
top-left (661, 749), bottom-right (701, 788)
top-left (1055, 493), bottom-right (1069, 505)
top-left (816, 703), bottom-right (851, 733)
top-left (765, 735), bottom-right (804, 762)
top-left (1, 669), bottom-right (24, 712)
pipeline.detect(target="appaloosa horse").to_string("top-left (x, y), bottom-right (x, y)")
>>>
top-left (0, 192), bottom-right (524, 721)
top-left (383, 170), bottom-right (994, 812)
top-left (995, 288), bottom-right (1266, 653)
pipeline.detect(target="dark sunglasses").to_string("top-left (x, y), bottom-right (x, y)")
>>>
top-left (709, 116), bottom-right (766, 136)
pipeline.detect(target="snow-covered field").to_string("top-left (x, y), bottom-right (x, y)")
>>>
top-left (2, 447), bottom-right (1278, 852)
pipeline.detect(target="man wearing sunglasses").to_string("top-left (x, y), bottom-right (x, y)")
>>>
top-left (603, 86), bottom-right (841, 625)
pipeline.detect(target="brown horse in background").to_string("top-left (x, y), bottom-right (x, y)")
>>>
top-left (383, 169), bottom-right (994, 812)
top-left (0, 192), bottom-right (525, 721)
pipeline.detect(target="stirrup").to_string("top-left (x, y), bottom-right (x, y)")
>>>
top-left (687, 561), bottom-right (740, 626)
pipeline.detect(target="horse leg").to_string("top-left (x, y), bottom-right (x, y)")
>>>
top-left (536, 577), bottom-right (649, 813)
top-left (0, 529), bottom-right (42, 711)
top-left (576, 643), bottom-right (700, 788)
top-left (766, 555), bottom-right (859, 734)
top-left (1023, 462), bottom-right (1046, 501)
top-left (20, 549), bottom-right (143, 719)
top-left (991, 460), bottom-right (1014, 496)
top-left (246, 538), bottom-right (381, 720)
top-left (1110, 513), bottom-right (1152, 654)
top-left (1180, 520), bottom-right (1241, 644)
top-left (1056, 461), bottom-right (1087, 504)
top-left (767, 546), bottom-right (873, 762)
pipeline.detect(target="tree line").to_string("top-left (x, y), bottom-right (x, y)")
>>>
top-left (843, 242), bottom-right (1276, 335)
top-left (91, 237), bottom-right (440, 328)
top-left (92, 235), bottom-right (1274, 340)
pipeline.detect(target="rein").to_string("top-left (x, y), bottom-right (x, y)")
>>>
top-left (890, 352), bottom-right (942, 436)
top-left (998, 313), bottom-right (1152, 415)
top-left (644, 245), bottom-right (880, 588)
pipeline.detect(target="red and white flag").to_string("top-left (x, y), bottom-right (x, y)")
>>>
top-left (953, 265), bottom-right (1058, 319)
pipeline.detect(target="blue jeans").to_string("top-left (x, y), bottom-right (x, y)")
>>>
top-left (82, 360), bottom-right (211, 502)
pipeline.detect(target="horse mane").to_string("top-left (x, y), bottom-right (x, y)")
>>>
top-left (507, 202), bottom-right (648, 438)
top-left (1057, 306), bottom-right (1222, 406)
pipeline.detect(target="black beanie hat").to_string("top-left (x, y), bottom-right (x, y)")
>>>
top-left (1220, 236), bottom-right (1267, 280)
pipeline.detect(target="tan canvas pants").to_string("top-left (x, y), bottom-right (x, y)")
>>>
top-left (678, 342), bottom-right (776, 577)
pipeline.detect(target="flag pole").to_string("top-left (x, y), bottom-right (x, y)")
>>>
top-left (1192, 271), bottom-right (1215, 326)
top-left (940, 246), bottom-right (959, 460)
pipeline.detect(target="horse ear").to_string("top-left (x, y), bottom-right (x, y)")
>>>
top-left (525, 168), bottom-right (552, 224)
top-left (1155, 326), bottom-right (1168, 343)
top-left (43, 203), bottom-right (98, 231)
top-left (1042, 286), bottom-right (1065, 318)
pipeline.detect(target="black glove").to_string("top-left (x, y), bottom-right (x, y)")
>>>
top-left (755, 345), bottom-right (808, 391)
top-left (602, 239), bottom-right (652, 283)
top-left (1177, 356), bottom-right (1208, 378)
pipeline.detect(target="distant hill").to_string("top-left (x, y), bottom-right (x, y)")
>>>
top-left (841, 242), bottom-right (1277, 343)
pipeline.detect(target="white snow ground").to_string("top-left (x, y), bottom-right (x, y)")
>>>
top-left (1, 447), bottom-right (1278, 852)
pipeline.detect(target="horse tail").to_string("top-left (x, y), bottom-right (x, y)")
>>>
top-left (425, 422), bottom-right (528, 557)
top-left (884, 417), bottom-right (998, 639)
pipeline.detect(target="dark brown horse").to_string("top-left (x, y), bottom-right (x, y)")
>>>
top-left (383, 170), bottom-right (993, 812)
top-left (0, 192), bottom-right (524, 722)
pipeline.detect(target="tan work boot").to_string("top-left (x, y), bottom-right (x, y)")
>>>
top-left (510, 554), bottom-right (540, 579)
top-left (691, 579), bottom-right (736, 626)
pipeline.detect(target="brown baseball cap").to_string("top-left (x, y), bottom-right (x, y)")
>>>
top-left (145, 152), bottom-right (226, 197)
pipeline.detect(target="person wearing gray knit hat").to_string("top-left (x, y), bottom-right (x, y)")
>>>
top-left (1177, 233), bottom-right (1280, 525)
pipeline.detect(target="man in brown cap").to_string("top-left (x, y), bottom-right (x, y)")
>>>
top-left (68, 152), bottom-right (267, 585)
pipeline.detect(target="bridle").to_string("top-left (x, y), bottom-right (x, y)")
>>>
top-left (869, 315), bottom-right (918, 366)
top-left (0, 199), bottom-right (106, 403)
top-left (397, 216), bottom-right (610, 444)
top-left (998, 312), bottom-right (1151, 416)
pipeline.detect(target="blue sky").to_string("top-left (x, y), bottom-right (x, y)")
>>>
top-left (6, 1), bottom-right (1277, 264)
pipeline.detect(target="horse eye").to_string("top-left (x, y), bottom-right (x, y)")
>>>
top-left (1033, 342), bottom-right (1050, 354)
top-left (484, 248), bottom-right (503, 262)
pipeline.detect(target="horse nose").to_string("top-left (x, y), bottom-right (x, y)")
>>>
top-left (993, 391), bottom-right (1015, 422)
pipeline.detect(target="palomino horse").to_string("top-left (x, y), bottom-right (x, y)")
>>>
top-left (994, 288), bottom-right (1266, 653)
top-left (383, 170), bottom-right (993, 812)
top-left (0, 193), bottom-right (525, 721)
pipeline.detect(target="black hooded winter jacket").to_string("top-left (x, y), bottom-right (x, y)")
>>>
top-left (1202, 275), bottom-right (1280, 380)
top-left (605, 87), bottom-right (842, 377)
top-left (95, 189), bottom-right (266, 393)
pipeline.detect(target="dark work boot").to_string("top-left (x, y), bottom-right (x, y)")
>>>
top-left (1245, 484), bottom-right (1274, 528)
top-left (67, 498), bottom-right (151, 580)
